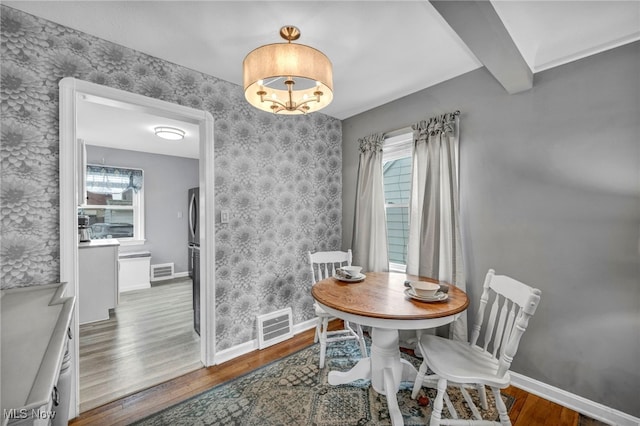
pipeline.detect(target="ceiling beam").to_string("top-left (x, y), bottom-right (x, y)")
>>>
top-left (430, 0), bottom-right (533, 94)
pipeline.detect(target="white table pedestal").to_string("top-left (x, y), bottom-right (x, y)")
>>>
top-left (328, 327), bottom-right (418, 426)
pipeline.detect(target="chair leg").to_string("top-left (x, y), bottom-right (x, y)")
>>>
top-left (318, 316), bottom-right (329, 368)
top-left (355, 323), bottom-right (367, 357)
top-left (319, 339), bottom-right (326, 368)
top-left (314, 317), bottom-right (320, 343)
top-left (443, 393), bottom-right (458, 419)
top-left (491, 386), bottom-right (511, 426)
top-left (430, 377), bottom-right (447, 426)
top-left (460, 385), bottom-right (482, 420)
top-left (411, 361), bottom-right (429, 399)
top-left (477, 383), bottom-right (488, 410)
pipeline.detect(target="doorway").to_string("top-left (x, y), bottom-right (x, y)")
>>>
top-left (78, 139), bottom-right (201, 411)
top-left (59, 77), bottom-right (216, 419)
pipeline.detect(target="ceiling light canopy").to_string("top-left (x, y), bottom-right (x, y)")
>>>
top-left (154, 126), bottom-right (185, 140)
top-left (243, 26), bottom-right (333, 115)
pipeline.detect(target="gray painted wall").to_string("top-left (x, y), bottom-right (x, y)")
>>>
top-left (86, 146), bottom-right (199, 273)
top-left (342, 42), bottom-right (640, 416)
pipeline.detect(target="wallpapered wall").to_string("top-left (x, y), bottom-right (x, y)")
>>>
top-left (0, 6), bottom-right (343, 350)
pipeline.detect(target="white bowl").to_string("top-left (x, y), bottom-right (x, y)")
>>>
top-left (340, 266), bottom-right (362, 276)
top-left (410, 281), bottom-right (440, 298)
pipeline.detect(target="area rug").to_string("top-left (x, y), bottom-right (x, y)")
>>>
top-left (578, 416), bottom-right (609, 426)
top-left (133, 339), bottom-right (514, 425)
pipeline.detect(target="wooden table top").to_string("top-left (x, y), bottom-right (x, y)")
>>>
top-left (312, 272), bottom-right (469, 321)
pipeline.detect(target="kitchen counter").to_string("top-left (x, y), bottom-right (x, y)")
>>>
top-left (78, 238), bottom-right (120, 248)
top-left (1, 282), bottom-right (75, 425)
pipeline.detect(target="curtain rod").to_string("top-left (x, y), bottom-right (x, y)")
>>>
top-left (384, 110), bottom-right (461, 138)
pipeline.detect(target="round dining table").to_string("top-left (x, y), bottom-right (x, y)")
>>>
top-left (312, 271), bottom-right (469, 426)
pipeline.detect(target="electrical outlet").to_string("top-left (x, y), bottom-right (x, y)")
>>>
top-left (220, 210), bottom-right (230, 224)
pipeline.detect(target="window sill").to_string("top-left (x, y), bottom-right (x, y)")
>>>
top-left (389, 263), bottom-right (407, 273)
top-left (118, 239), bottom-right (146, 246)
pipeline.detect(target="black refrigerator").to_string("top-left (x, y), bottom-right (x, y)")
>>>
top-left (188, 187), bottom-right (200, 335)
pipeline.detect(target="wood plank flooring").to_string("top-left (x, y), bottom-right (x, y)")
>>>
top-left (78, 279), bottom-right (201, 412)
top-left (72, 319), bottom-right (587, 426)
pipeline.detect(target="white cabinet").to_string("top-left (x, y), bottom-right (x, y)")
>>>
top-left (118, 251), bottom-right (151, 293)
top-left (1, 283), bottom-right (74, 426)
top-left (78, 240), bottom-right (119, 324)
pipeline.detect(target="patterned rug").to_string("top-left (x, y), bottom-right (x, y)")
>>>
top-left (133, 339), bottom-right (514, 425)
top-left (578, 416), bottom-right (609, 426)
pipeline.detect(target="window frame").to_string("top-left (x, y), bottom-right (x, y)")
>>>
top-left (81, 164), bottom-right (146, 245)
top-left (382, 130), bottom-right (413, 273)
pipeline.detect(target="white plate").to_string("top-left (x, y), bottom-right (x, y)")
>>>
top-left (404, 288), bottom-right (448, 302)
top-left (334, 273), bottom-right (366, 283)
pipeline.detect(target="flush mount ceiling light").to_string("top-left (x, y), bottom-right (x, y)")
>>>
top-left (154, 126), bottom-right (185, 140)
top-left (243, 26), bottom-right (333, 115)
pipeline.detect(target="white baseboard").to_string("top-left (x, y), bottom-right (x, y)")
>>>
top-left (174, 271), bottom-right (189, 278)
top-left (510, 372), bottom-right (640, 426)
top-left (213, 318), bottom-right (317, 365)
top-left (292, 318), bottom-right (318, 335)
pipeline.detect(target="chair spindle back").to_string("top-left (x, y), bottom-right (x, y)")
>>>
top-left (308, 250), bottom-right (352, 284)
top-left (469, 269), bottom-right (541, 377)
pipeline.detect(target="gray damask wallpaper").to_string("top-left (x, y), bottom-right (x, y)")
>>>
top-left (0, 6), bottom-right (343, 350)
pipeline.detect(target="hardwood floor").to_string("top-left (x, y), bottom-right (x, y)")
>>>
top-left (78, 279), bottom-right (201, 412)
top-left (72, 320), bottom-right (585, 426)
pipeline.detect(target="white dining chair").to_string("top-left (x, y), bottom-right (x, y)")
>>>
top-left (308, 250), bottom-right (367, 368)
top-left (411, 269), bottom-right (541, 425)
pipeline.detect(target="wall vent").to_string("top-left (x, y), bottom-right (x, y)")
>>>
top-left (150, 263), bottom-right (174, 281)
top-left (256, 308), bottom-right (293, 349)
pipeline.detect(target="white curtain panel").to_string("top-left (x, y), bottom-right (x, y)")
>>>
top-left (352, 133), bottom-right (389, 272)
top-left (406, 113), bottom-right (467, 341)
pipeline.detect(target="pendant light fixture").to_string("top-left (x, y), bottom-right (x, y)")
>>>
top-left (243, 26), bottom-right (333, 115)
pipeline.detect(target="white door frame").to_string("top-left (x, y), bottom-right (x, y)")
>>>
top-left (58, 77), bottom-right (216, 419)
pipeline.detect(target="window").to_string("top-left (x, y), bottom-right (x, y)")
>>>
top-left (80, 165), bottom-right (145, 244)
top-left (382, 131), bottom-right (413, 272)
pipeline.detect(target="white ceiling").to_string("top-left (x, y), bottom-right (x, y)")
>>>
top-left (5, 1), bottom-right (639, 157)
top-left (77, 96), bottom-right (201, 159)
top-left (491, 1), bottom-right (640, 73)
